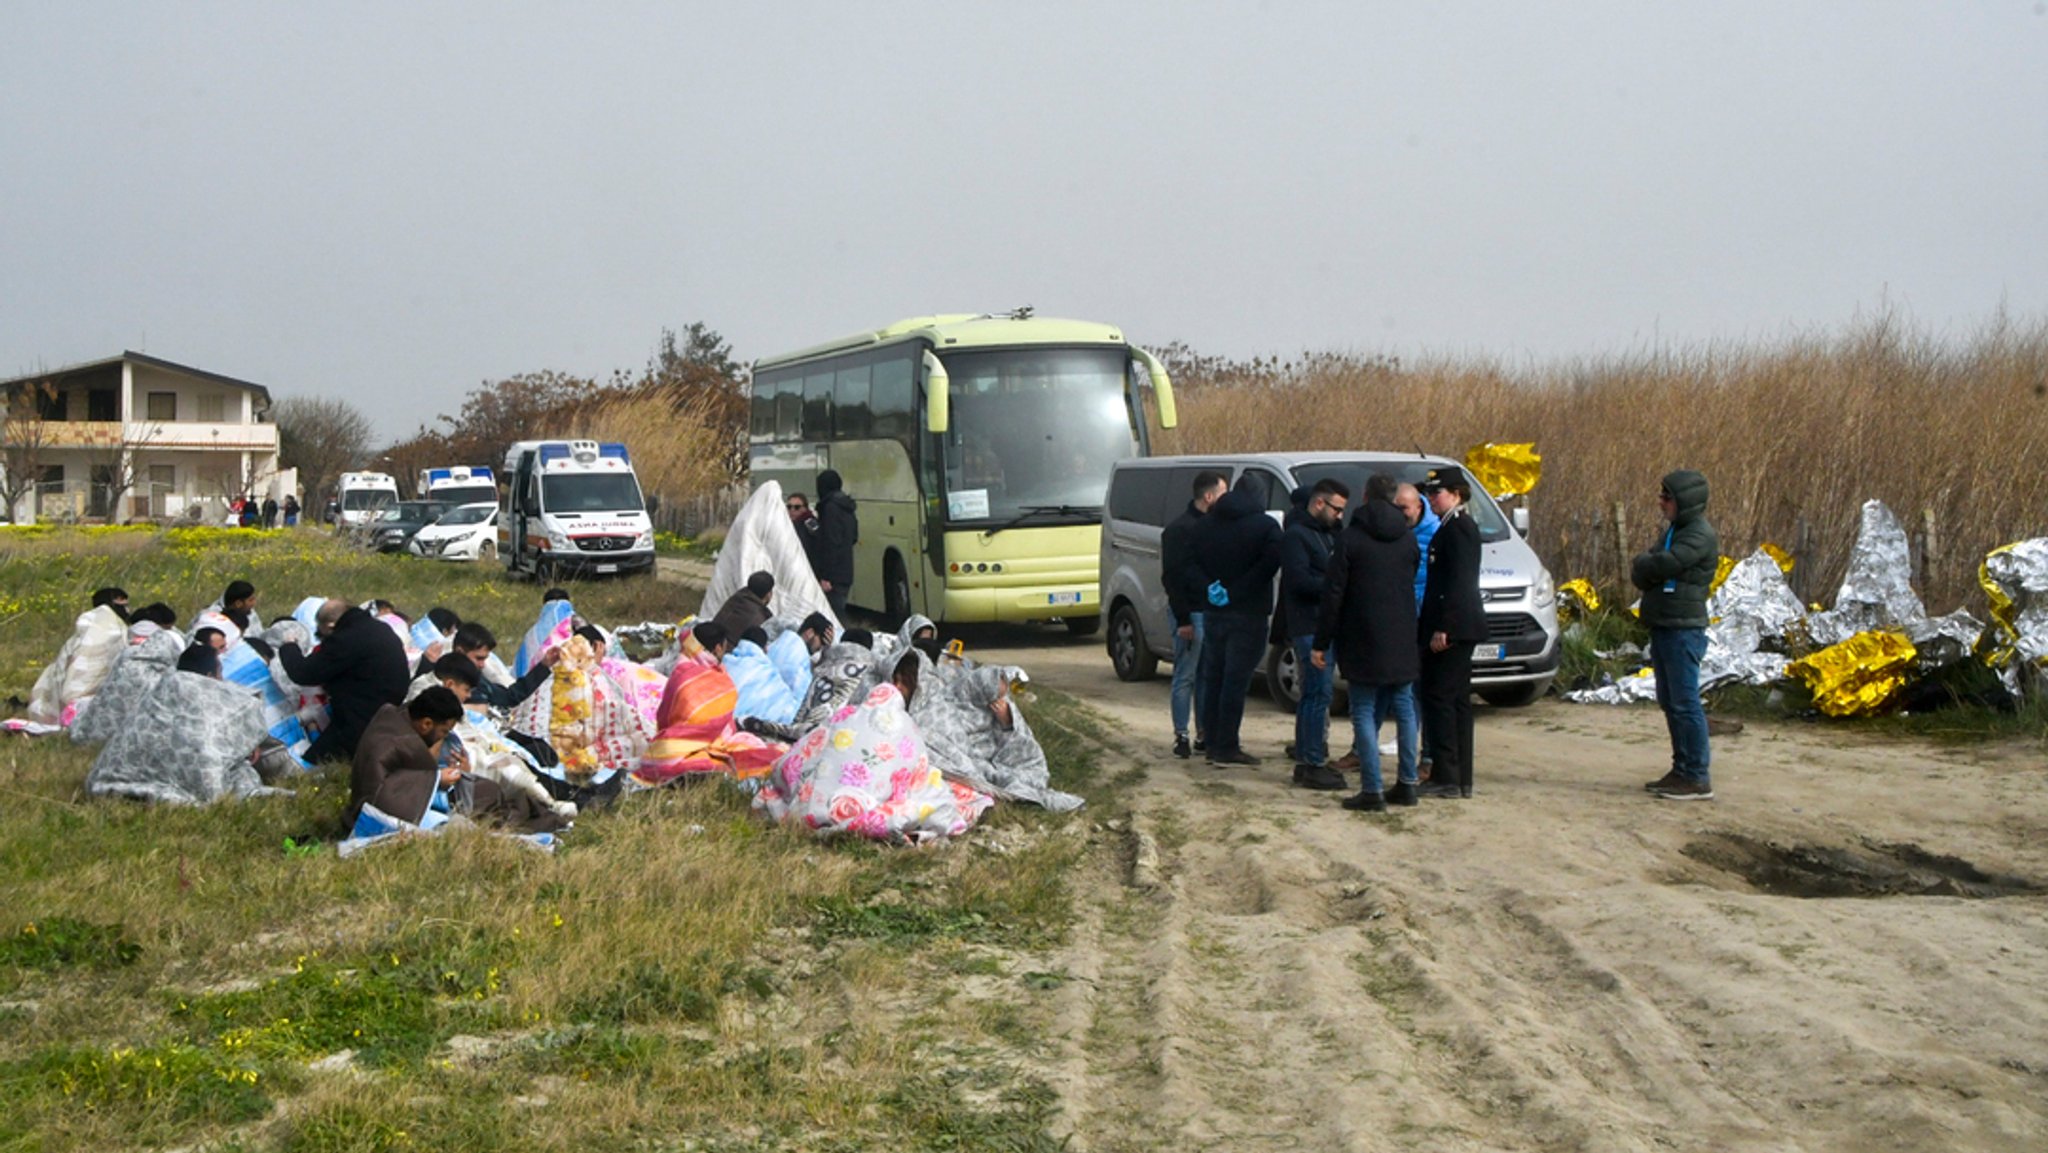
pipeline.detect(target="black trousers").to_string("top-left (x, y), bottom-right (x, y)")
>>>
top-left (1419, 643), bottom-right (1475, 790)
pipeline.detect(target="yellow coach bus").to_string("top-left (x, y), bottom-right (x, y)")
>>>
top-left (750, 310), bottom-right (1176, 631)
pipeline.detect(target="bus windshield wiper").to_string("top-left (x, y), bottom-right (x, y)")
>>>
top-left (980, 504), bottom-right (1100, 537)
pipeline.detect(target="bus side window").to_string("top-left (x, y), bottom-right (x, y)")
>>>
top-left (872, 353), bottom-right (915, 441)
top-left (834, 364), bottom-right (871, 439)
top-left (775, 378), bottom-right (802, 441)
top-left (803, 372), bottom-right (834, 441)
top-left (750, 377), bottom-right (779, 444)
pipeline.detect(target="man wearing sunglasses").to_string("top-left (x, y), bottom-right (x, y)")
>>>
top-left (1632, 471), bottom-right (1719, 801)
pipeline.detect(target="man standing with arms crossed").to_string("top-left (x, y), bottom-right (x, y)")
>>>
top-left (1634, 470), bottom-right (1719, 800)
top-left (1282, 478), bottom-right (1348, 790)
top-left (1162, 471), bottom-right (1227, 759)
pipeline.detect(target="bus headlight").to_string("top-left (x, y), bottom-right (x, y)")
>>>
top-left (1533, 568), bottom-right (1556, 610)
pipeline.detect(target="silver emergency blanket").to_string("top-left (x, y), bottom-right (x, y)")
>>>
top-left (1799, 500), bottom-right (1982, 662)
top-left (70, 630), bottom-right (185, 745)
top-left (911, 662), bottom-right (1081, 812)
top-left (1564, 667), bottom-right (1660, 705)
top-left (700, 481), bottom-right (841, 636)
top-left (28, 605), bottom-right (128, 725)
top-left (1697, 550), bottom-right (1802, 690)
top-left (1983, 538), bottom-right (2048, 694)
top-left (85, 672), bottom-right (278, 805)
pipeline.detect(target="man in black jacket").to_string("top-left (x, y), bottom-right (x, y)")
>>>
top-left (809, 469), bottom-right (858, 618)
top-left (281, 599), bottom-right (413, 764)
top-left (1161, 470), bottom-right (1227, 759)
top-left (1313, 473), bottom-right (1420, 807)
top-left (1193, 473), bottom-right (1283, 767)
top-left (1632, 469), bottom-right (1719, 801)
top-left (448, 622), bottom-right (560, 711)
top-left (1416, 469), bottom-right (1487, 799)
top-left (1281, 478), bottom-right (1348, 789)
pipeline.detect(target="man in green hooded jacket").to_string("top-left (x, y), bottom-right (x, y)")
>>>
top-left (1631, 470), bottom-right (1719, 800)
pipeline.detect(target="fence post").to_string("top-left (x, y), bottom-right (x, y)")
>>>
top-left (1793, 516), bottom-right (1813, 604)
top-left (1612, 501), bottom-right (1629, 590)
top-left (1920, 506), bottom-right (1938, 595)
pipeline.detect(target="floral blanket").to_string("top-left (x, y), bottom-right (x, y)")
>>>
top-left (756, 683), bottom-right (992, 842)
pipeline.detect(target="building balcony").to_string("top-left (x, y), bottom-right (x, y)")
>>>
top-left (26, 420), bottom-right (279, 452)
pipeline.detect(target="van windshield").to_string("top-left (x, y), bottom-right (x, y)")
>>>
top-left (341, 489), bottom-right (395, 511)
top-left (432, 484), bottom-right (496, 507)
top-left (1289, 462), bottom-right (1513, 543)
top-left (541, 473), bottom-right (643, 514)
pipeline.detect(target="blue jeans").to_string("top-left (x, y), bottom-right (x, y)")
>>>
top-left (1394, 683), bottom-right (1420, 785)
top-left (1290, 635), bottom-right (1334, 767)
top-left (1650, 626), bottom-right (1711, 784)
top-left (1348, 682), bottom-right (1418, 796)
top-left (1196, 611), bottom-right (1268, 756)
top-left (1171, 612), bottom-right (1207, 739)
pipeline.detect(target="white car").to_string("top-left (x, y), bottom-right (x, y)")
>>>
top-left (408, 502), bottom-right (500, 562)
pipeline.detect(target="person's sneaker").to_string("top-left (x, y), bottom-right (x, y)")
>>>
top-left (1643, 772), bottom-right (1687, 792)
top-left (1173, 734), bottom-right (1191, 759)
top-left (1652, 779), bottom-right (1715, 801)
top-left (1420, 782), bottom-right (1463, 800)
top-left (1332, 751), bottom-right (1361, 771)
top-left (1417, 758), bottom-right (1434, 783)
top-left (1340, 791), bottom-right (1388, 812)
top-left (1460, 786), bottom-right (1474, 798)
top-left (1207, 749), bottom-right (1263, 767)
top-left (1192, 738), bottom-right (1207, 754)
top-left (1383, 781), bottom-right (1419, 807)
top-left (1294, 764), bottom-right (1348, 791)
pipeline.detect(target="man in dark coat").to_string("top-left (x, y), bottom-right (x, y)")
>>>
top-left (1416, 469), bottom-right (1488, 799)
top-left (1161, 469), bottom-right (1228, 758)
top-left (347, 688), bottom-right (565, 832)
top-left (1192, 473), bottom-right (1283, 767)
top-left (712, 570), bottom-right (776, 640)
top-left (1632, 469), bottom-right (1720, 801)
top-left (1313, 474), bottom-right (1420, 807)
top-left (1281, 478), bottom-right (1348, 789)
top-left (281, 598), bottom-right (413, 764)
top-left (809, 469), bottom-right (858, 618)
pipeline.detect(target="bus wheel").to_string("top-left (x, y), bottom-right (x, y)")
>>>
top-left (1064, 613), bottom-right (1102, 637)
top-left (885, 554), bottom-right (912, 624)
top-left (1108, 604), bottom-right (1157, 681)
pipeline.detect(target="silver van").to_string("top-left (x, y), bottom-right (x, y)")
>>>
top-left (1099, 453), bottom-right (1560, 708)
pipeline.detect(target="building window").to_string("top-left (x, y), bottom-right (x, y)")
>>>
top-left (147, 391), bottom-right (177, 421)
top-left (197, 393), bottom-right (225, 422)
top-left (88, 389), bottom-right (119, 421)
top-left (35, 388), bottom-right (67, 421)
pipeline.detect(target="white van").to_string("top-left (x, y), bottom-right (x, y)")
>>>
top-left (500, 440), bottom-right (655, 580)
top-left (1100, 453), bottom-right (1560, 707)
top-left (417, 465), bottom-right (497, 507)
top-left (335, 471), bottom-right (400, 529)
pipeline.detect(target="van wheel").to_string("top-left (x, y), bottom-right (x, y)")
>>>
top-left (1267, 642), bottom-right (1349, 715)
top-left (1065, 613), bottom-right (1102, 637)
top-left (1108, 604), bottom-right (1157, 681)
top-left (884, 554), bottom-right (912, 625)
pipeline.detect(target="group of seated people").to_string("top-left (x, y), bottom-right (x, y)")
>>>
top-left (38, 565), bottom-right (1070, 845)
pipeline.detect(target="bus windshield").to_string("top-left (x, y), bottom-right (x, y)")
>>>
top-left (541, 473), bottom-right (643, 514)
top-left (937, 347), bottom-right (1137, 523)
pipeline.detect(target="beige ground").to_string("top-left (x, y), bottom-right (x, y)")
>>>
top-left (962, 623), bottom-right (2048, 1153)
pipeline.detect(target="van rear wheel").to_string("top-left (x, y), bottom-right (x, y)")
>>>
top-left (1108, 604), bottom-right (1157, 681)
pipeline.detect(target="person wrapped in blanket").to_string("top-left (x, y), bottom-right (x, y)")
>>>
top-left (756, 651), bottom-right (993, 841)
top-left (444, 621), bottom-right (563, 765)
top-left (405, 654), bottom-right (582, 820)
top-left (346, 686), bottom-right (567, 834)
top-left (633, 622), bottom-right (784, 790)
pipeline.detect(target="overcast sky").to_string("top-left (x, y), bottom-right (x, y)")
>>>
top-left (5, 2), bottom-right (2045, 440)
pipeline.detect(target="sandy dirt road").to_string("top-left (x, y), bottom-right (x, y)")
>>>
top-left (951, 622), bottom-right (2048, 1153)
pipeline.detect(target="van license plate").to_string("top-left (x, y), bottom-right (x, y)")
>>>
top-left (1473, 644), bottom-right (1504, 661)
top-left (1047, 592), bottom-right (1082, 606)
top-left (597, 564), bottom-right (618, 574)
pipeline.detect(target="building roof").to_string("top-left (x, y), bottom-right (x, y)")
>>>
top-left (2, 351), bottom-right (273, 408)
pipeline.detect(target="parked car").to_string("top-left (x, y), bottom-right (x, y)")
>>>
top-left (370, 500), bottom-right (453, 553)
top-left (408, 502), bottom-right (500, 562)
top-left (1099, 452), bottom-right (1560, 708)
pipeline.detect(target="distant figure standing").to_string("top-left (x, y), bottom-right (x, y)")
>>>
top-left (1192, 472), bottom-right (1283, 767)
top-left (282, 494), bottom-right (301, 526)
top-left (1161, 470), bottom-right (1227, 759)
top-left (1416, 469), bottom-right (1486, 800)
top-left (1281, 478), bottom-right (1348, 790)
top-left (809, 469), bottom-right (858, 618)
top-left (1633, 470), bottom-right (1719, 801)
top-left (261, 496), bottom-right (279, 529)
top-left (786, 491), bottom-right (816, 532)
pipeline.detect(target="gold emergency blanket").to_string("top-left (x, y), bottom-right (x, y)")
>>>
top-left (1462, 443), bottom-right (1541, 498)
top-left (1557, 578), bottom-right (1601, 621)
top-left (1786, 631), bottom-right (1917, 717)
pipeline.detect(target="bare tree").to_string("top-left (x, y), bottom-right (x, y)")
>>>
top-left (1, 376), bottom-right (58, 523)
top-left (274, 396), bottom-right (374, 508)
top-left (80, 420), bottom-right (163, 521)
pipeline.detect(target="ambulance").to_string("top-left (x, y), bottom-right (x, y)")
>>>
top-left (334, 471), bottom-right (401, 528)
top-left (416, 465), bottom-right (497, 507)
top-left (500, 440), bottom-right (655, 579)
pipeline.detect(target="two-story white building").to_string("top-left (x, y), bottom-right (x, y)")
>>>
top-left (1, 351), bottom-right (291, 523)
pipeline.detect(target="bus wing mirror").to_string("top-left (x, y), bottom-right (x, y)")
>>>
top-left (923, 350), bottom-right (950, 434)
top-left (1132, 347), bottom-right (1176, 429)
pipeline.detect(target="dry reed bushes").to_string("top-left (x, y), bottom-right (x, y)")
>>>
top-left (566, 384), bottom-right (734, 525)
top-left (1156, 313), bottom-right (2048, 611)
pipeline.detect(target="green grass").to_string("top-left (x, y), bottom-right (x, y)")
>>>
top-left (0, 527), bottom-right (1129, 1152)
